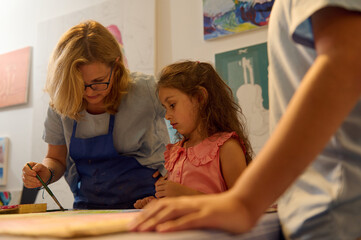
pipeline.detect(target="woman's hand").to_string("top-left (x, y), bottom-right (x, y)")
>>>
top-left (22, 162), bottom-right (51, 188)
top-left (152, 170), bottom-right (161, 179)
top-left (129, 191), bottom-right (254, 233)
top-left (155, 178), bottom-right (201, 198)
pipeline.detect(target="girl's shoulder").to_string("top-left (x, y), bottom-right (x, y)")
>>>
top-left (188, 132), bottom-right (238, 166)
top-left (205, 132), bottom-right (239, 146)
top-left (188, 132), bottom-right (240, 166)
top-left (210, 132), bottom-right (247, 156)
top-left (164, 132), bottom-right (240, 170)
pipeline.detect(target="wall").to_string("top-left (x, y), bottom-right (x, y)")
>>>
top-left (0, 0), bottom-right (267, 208)
top-left (156, 0), bottom-right (268, 72)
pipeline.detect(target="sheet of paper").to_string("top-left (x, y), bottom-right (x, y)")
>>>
top-left (0, 210), bottom-right (140, 238)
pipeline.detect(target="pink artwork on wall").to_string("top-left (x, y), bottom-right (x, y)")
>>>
top-left (107, 25), bottom-right (128, 68)
top-left (0, 46), bottom-right (31, 108)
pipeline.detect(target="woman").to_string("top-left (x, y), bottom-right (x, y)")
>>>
top-left (22, 20), bottom-right (169, 209)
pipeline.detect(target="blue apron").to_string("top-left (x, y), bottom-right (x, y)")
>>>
top-left (69, 114), bottom-right (157, 209)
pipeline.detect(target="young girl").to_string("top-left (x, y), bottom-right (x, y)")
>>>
top-left (134, 61), bottom-right (253, 208)
top-left (131, 2), bottom-right (361, 239)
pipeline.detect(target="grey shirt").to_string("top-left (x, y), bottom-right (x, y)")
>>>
top-left (43, 72), bottom-right (169, 193)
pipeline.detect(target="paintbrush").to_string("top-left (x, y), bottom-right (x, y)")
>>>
top-left (27, 163), bottom-right (65, 211)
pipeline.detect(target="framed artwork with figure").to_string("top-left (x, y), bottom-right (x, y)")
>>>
top-left (215, 43), bottom-right (269, 154)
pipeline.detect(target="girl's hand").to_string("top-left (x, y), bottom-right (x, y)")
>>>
top-left (155, 178), bottom-right (201, 198)
top-left (22, 162), bottom-right (51, 188)
top-left (129, 191), bottom-right (254, 234)
top-left (134, 196), bottom-right (156, 209)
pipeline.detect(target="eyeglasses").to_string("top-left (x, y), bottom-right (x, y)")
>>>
top-left (84, 65), bottom-right (113, 91)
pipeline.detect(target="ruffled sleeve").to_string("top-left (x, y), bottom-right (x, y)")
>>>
top-left (187, 132), bottom-right (239, 167)
top-left (164, 142), bottom-right (185, 171)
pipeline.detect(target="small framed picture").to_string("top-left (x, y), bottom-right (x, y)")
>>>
top-left (0, 137), bottom-right (9, 185)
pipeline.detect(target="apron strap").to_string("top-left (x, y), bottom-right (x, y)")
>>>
top-left (108, 115), bottom-right (115, 134)
top-left (71, 120), bottom-right (78, 138)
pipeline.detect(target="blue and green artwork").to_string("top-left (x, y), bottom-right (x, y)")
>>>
top-left (203, 0), bottom-right (274, 40)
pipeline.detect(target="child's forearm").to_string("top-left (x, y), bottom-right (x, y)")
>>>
top-left (180, 185), bottom-right (205, 196)
top-left (155, 180), bottom-right (205, 198)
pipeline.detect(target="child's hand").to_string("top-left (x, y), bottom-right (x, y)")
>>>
top-left (134, 196), bottom-right (156, 209)
top-left (155, 178), bottom-right (201, 198)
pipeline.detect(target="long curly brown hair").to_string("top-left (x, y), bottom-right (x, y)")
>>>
top-left (157, 60), bottom-right (253, 164)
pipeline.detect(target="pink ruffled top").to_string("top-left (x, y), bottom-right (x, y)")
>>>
top-left (164, 132), bottom-right (242, 194)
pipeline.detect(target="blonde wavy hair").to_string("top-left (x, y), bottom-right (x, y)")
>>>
top-left (45, 20), bottom-right (130, 120)
top-left (158, 61), bottom-right (253, 164)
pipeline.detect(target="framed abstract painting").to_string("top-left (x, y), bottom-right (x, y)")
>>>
top-left (203, 0), bottom-right (274, 40)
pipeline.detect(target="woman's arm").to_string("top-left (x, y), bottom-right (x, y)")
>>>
top-left (155, 178), bottom-right (203, 198)
top-left (43, 144), bottom-right (68, 182)
top-left (23, 144), bottom-right (67, 188)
